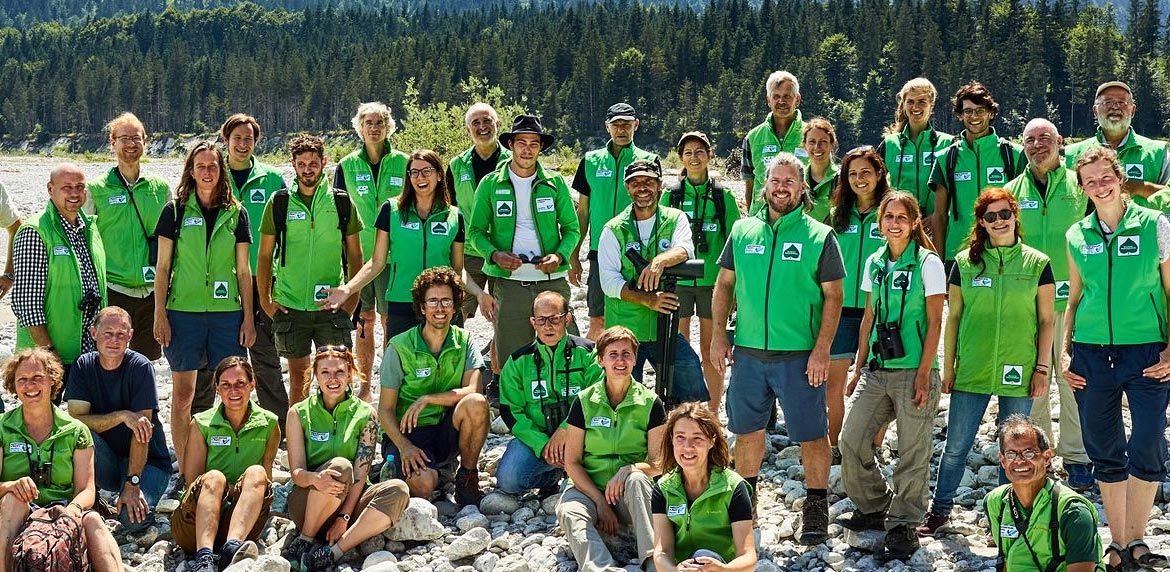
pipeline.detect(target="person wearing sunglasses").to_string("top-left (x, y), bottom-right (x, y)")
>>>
top-left (282, 345), bottom-right (410, 571)
top-left (378, 267), bottom-right (488, 506)
top-left (876, 77), bottom-right (955, 218)
top-left (320, 149), bottom-right (492, 342)
top-left (985, 415), bottom-right (1103, 572)
top-left (1064, 146), bottom-right (1170, 570)
top-left (171, 356), bottom-right (280, 572)
top-left (497, 291), bottom-right (604, 498)
top-left (0, 348), bottom-right (123, 572)
top-left (918, 188), bottom-right (1055, 537)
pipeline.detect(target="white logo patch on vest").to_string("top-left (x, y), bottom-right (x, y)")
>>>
top-left (1019, 200), bottom-right (1039, 210)
top-left (1081, 243), bottom-right (1104, 255)
top-left (402, 221), bottom-right (421, 231)
top-left (1056, 280), bottom-right (1070, 299)
top-left (845, 224), bottom-right (860, 234)
top-left (1002, 365), bottom-right (1024, 386)
top-left (781, 242), bottom-right (803, 261)
top-left (51, 245), bottom-right (70, 256)
top-left (999, 524), bottom-right (1020, 539)
top-left (1117, 235), bottom-right (1140, 257)
top-left (595, 167), bottom-right (614, 178)
top-left (210, 436), bottom-right (232, 447)
top-left (430, 221), bottom-right (450, 235)
top-left (658, 238), bottom-right (672, 251)
top-left (8, 441), bottom-right (28, 453)
top-left (666, 505), bottom-right (687, 517)
top-left (971, 277), bottom-right (993, 288)
top-left (288, 210), bottom-right (307, 221)
top-left (869, 223), bottom-right (883, 239)
top-left (313, 284), bottom-right (329, 301)
top-left (389, 177), bottom-right (404, 187)
top-left (987, 166), bottom-right (1006, 184)
top-left (891, 270), bottom-right (912, 290)
top-left (762, 144), bottom-right (779, 154)
top-left (701, 222), bottom-right (718, 233)
top-left (142, 266), bottom-right (156, 283)
top-left (356, 174), bottom-right (372, 182)
top-left (793, 148), bottom-right (809, 159)
top-left (496, 201), bottom-right (514, 217)
top-left (589, 416), bottom-right (612, 428)
top-left (183, 217), bottom-right (204, 227)
top-left (535, 197), bottom-right (555, 213)
top-left (310, 431), bottom-right (330, 442)
top-left (356, 185), bottom-right (370, 195)
top-left (896, 154), bottom-right (914, 164)
top-left (922, 152), bottom-right (935, 166)
top-left (955, 171), bottom-right (973, 182)
top-left (213, 281), bottom-right (230, 299)
top-left (250, 189), bottom-right (266, 203)
top-left (1126, 163), bottom-right (1145, 180)
top-left (530, 380), bottom-right (549, 400)
top-left (414, 368), bottom-right (432, 378)
top-left (459, 172), bottom-right (473, 182)
top-left (108, 194), bottom-right (128, 205)
top-left (745, 244), bottom-right (765, 255)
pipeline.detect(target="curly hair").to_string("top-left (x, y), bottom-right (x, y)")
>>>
top-left (951, 82), bottom-right (1000, 118)
top-left (1073, 146), bottom-right (1125, 183)
top-left (411, 266), bottom-right (465, 320)
top-left (659, 401), bottom-right (732, 475)
top-left (830, 146), bottom-right (890, 233)
top-left (289, 134), bottom-right (325, 160)
top-left (303, 345), bottom-right (364, 397)
top-left (3, 348), bottom-right (66, 400)
top-left (966, 188), bottom-right (1021, 274)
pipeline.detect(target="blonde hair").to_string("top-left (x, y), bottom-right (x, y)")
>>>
top-left (2, 348), bottom-right (66, 399)
top-left (107, 112), bottom-right (145, 141)
top-left (885, 78), bottom-right (937, 136)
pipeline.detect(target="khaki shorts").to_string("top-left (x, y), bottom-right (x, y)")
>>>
top-left (674, 285), bottom-right (713, 320)
top-left (286, 457), bottom-right (410, 534)
top-left (272, 309), bottom-right (354, 358)
top-left (171, 469), bottom-right (274, 554)
top-left (359, 266), bottom-right (390, 316)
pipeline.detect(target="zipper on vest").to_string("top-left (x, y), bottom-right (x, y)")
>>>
top-left (1107, 240), bottom-right (1115, 344)
top-left (854, 214), bottom-right (867, 308)
top-left (763, 226), bottom-right (780, 349)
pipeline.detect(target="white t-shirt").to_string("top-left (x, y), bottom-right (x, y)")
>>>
top-left (506, 169), bottom-right (565, 281)
top-left (597, 212), bottom-right (695, 298)
top-left (0, 182), bottom-right (21, 228)
top-left (859, 248), bottom-right (947, 296)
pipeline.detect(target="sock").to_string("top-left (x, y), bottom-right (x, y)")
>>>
top-left (195, 548), bottom-right (214, 560)
top-left (330, 544), bottom-right (344, 560)
top-left (298, 534), bottom-right (313, 543)
top-left (807, 488), bottom-right (827, 501)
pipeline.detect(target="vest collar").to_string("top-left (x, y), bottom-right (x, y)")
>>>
top-left (212, 401), bottom-right (268, 433)
top-left (757, 203), bottom-right (806, 232)
top-left (1095, 126), bottom-right (1137, 151)
top-left (764, 110), bottom-right (803, 140)
top-left (898, 124), bottom-right (937, 146)
top-left (984, 239), bottom-right (1024, 265)
top-left (958, 128), bottom-right (1001, 151)
top-left (586, 378), bottom-right (651, 411)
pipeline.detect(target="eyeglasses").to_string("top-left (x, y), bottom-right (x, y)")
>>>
top-left (531, 312), bottom-right (569, 326)
top-left (216, 380), bottom-right (251, 392)
top-left (981, 209), bottom-right (1014, 223)
top-left (1003, 448), bottom-right (1041, 461)
top-left (315, 344), bottom-right (349, 354)
top-left (115, 135), bottom-right (145, 144)
top-left (408, 167), bottom-right (437, 179)
top-left (424, 298), bottom-right (455, 309)
top-left (1096, 98), bottom-right (1133, 109)
top-left (960, 108), bottom-right (990, 118)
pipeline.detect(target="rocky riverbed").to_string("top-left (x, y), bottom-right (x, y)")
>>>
top-left (0, 155), bottom-right (1161, 571)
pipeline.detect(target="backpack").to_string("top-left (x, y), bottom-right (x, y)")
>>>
top-left (270, 189), bottom-right (353, 268)
top-left (10, 505), bottom-right (91, 572)
top-left (945, 137), bottom-right (1022, 221)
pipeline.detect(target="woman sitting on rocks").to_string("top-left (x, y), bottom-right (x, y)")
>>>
top-left (557, 326), bottom-right (666, 572)
top-left (651, 401), bottom-right (756, 572)
top-left (0, 348), bottom-right (123, 572)
top-left (282, 345), bottom-right (410, 571)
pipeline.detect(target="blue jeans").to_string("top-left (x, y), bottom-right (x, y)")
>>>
top-left (931, 390), bottom-right (1032, 515)
top-left (92, 432), bottom-right (172, 532)
top-left (495, 439), bottom-right (564, 495)
top-left (634, 334), bottom-right (709, 405)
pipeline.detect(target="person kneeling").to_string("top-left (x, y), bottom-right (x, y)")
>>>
top-left (171, 357), bottom-right (280, 572)
top-left (283, 345), bottom-right (410, 571)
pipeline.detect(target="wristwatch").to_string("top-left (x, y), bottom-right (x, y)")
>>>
top-left (125, 474), bottom-right (141, 486)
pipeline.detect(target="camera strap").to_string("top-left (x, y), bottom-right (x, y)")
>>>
top-left (115, 169), bottom-right (153, 243)
top-left (623, 208), bottom-right (664, 261)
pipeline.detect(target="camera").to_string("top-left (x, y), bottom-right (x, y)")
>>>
top-left (694, 230), bottom-right (709, 254)
top-left (873, 321), bottom-right (906, 361)
top-left (542, 400), bottom-right (571, 436)
top-left (29, 459), bottom-right (52, 489)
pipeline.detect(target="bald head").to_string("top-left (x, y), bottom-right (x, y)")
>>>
top-left (49, 162), bottom-right (84, 184)
top-left (1022, 119), bottom-right (1063, 175)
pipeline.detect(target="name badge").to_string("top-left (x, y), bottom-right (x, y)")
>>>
top-left (972, 277), bottom-right (993, 288)
top-left (313, 284), bottom-right (329, 301)
top-left (1080, 243), bottom-right (1104, 255)
top-left (459, 173), bottom-right (473, 182)
top-left (701, 222), bottom-right (719, 233)
top-left (1019, 200), bottom-right (1039, 210)
top-left (51, 246), bottom-right (70, 256)
top-left (430, 221), bottom-right (450, 235)
top-left (896, 154), bottom-right (914, 164)
top-left (356, 185), bottom-right (370, 195)
top-left (954, 171), bottom-right (973, 182)
top-left (999, 524), bottom-right (1020, 539)
top-left (213, 281), bottom-right (230, 299)
top-left (595, 167), bottom-right (613, 178)
top-left (8, 441), bottom-right (28, 453)
top-left (495, 189), bottom-right (509, 195)
top-left (762, 144), bottom-right (778, 154)
top-left (745, 244), bottom-right (765, 255)
top-left (869, 223), bottom-right (883, 239)
top-left (250, 189), bottom-right (266, 204)
top-left (210, 436), bottom-right (232, 447)
top-left (682, 200), bottom-right (694, 206)
top-left (624, 242), bottom-right (642, 252)
top-left (108, 194), bottom-right (128, 205)
top-left (310, 431), bottom-right (330, 442)
top-left (844, 224), bottom-right (860, 234)
top-left (402, 221), bottom-right (421, 231)
top-left (183, 217), bottom-right (203, 227)
top-left (535, 197), bottom-right (555, 213)
top-left (356, 174), bottom-right (372, 182)
top-left (590, 416), bottom-right (612, 428)
top-left (415, 367), bottom-right (432, 378)
top-left (667, 505), bottom-right (687, 517)
top-left (389, 176), bottom-right (404, 187)
top-left (288, 210), bottom-right (308, 221)
top-left (567, 385), bottom-right (581, 397)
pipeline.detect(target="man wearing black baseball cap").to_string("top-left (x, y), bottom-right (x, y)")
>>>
top-left (569, 103), bottom-right (659, 341)
top-left (467, 115), bottom-right (582, 362)
top-left (595, 158), bottom-right (709, 405)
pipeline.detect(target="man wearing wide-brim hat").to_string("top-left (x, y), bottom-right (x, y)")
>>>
top-left (467, 115), bottom-right (582, 361)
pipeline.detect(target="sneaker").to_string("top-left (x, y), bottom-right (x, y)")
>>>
top-left (880, 524), bottom-right (920, 561)
top-left (305, 544), bottom-right (336, 572)
top-left (281, 536), bottom-right (315, 567)
top-left (217, 539), bottom-right (257, 570)
top-left (840, 509), bottom-right (887, 531)
top-left (1064, 462), bottom-right (1094, 492)
top-left (192, 552), bottom-right (219, 572)
top-left (915, 511), bottom-right (950, 536)
top-left (454, 467), bottom-right (484, 507)
top-left (799, 495), bottom-right (829, 545)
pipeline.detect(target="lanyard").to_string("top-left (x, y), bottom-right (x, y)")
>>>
top-left (1000, 482), bottom-right (1064, 572)
top-left (624, 208), bottom-right (664, 260)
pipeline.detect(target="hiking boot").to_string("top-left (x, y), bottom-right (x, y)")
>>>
top-left (454, 467), bottom-right (484, 507)
top-left (840, 509), bottom-right (887, 531)
top-left (217, 539), bottom-right (257, 570)
top-left (915, 511), bottom-right (950, 536)
top-left (305, 544), bottom-right (336, 572)
top-left (1064, 462), bottom-right (1094, 492)
top-left (192, 552), bottom-right (219, 572)
top-left (799, 495), bottom-right (829, 545)
top-left (281, 536), bottom-right (315, 568)
top-left (880, 524), bottom-right (920, 561)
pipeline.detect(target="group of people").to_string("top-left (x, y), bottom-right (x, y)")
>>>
top-left (0, 68), bottom-right (1168, 572)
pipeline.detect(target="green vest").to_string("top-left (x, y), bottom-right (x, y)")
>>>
top-left (745, 110), bottom-right (808, 200)
top-left (86, 167), bottom-right (169, 288)
top-left (986, 480), bottom-right (1105, 572)
top-left (1004, 167), bottom-right (1086, 311)
top-left (865, 243), bottom-right (939, 369)
top-left (449, 145), bottom-right (511, 258)
top-left (602, 206), bottom-right (687, 341)
top-left (1065, 127), bottom-right (1168, 199)
top-left (498, 334), bottom-right (604, 455)
top-left (726, 208), bottom-right (832, 351)
top-left (467, 161), bottom-right (580, 279)
top-left (575, 380), bottom-right (658, 490)
top-left (881, 125), bottom-right (954, 216)
top-left (384, 203), bottom-right (462, 303)
top-left (388, 325), bottom-right (473, 427)
top-left (268, 180), bottom-right (351, 311)
top-left (0, 406), bottom-right (93, 505)
top-left (338, 143), bottom-right (409, 261)
top-left (657, 468), bottom-right (746, 564)
top-left (194, 402), bottom-right (277, 484)
top-left (291, 391), bottom-right (374, 469)
top-left (15, 206), bottom-right (108, 365)
top-left (833, 206), bottom-right (886, 310)
top-left (582, 143), bottom-right (658, 251)
top-left (228, 159), bottom-right (285, 269)
top-left (661, 178), bottom-right (741, 287)
top-left (953, 242), bottom-right (1050, 396)
top-left (166, 199), bottom-right (244, 312)
top-left (1066, 203), bottom-right (1168, 345)
top-left (805, 163), bottom-right (837, 223)
top-left (935, 130), bottom-right (1025, 259)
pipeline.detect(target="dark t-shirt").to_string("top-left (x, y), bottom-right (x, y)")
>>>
top-left (63, 350), bottom-right (171, 470)
top-left (651, 479), bottom-right (754, 523)
top-left (154, 200), bottom-right (253, 246)
top-left (947, 261), bottom-right (1055, 286)
top-left (374, 202), bottom-right (466, 243)
top-left (446, 147), bottom-right (503, 206)
top-left (566, 394), bottom-right (667, 429)
top-left (230, 168), bottom-right (250, 193)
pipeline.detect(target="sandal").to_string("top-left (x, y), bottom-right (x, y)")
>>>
top-left (1106, 541), bottom-right (1131, 572)
top-left (1127, 539), bottom-right (1170, 569)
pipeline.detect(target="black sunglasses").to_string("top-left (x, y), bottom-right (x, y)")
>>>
top-left (981, 209), bottom-right (1014, 223)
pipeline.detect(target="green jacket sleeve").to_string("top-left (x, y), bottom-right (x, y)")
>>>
top-left (467, 177), bottom-right (497, 260)
top-left (498, 356), bottom-right (550, 455)
top-left (553, 177), bottom-right (582, 263)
